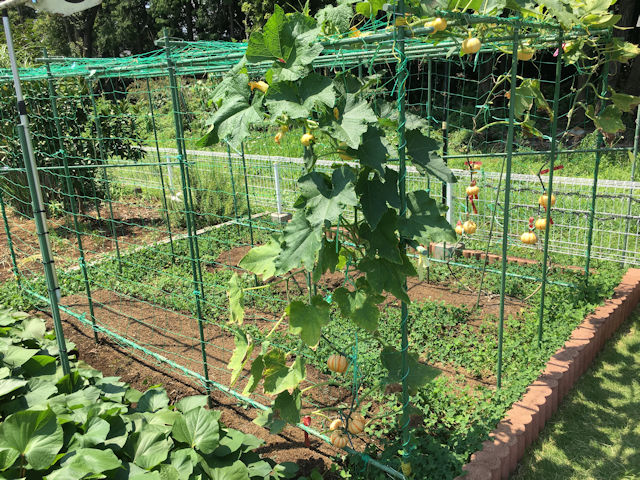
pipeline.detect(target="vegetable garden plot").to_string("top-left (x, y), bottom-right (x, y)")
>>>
top-left (0, 3), bottom-right (639, 479)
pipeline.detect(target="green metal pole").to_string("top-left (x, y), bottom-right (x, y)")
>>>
top-left (44, 49), bottom-right (99, 343)
top-left (3, 11), bottom-right (69, 375)
top-left (18, 125), bottom-right (71, 374)
top-left (497, 24), bottom-right (520, 390)
top-left (240, 142), bottom-right (255, 248)
top-left (226, 143), bottom-right (240, 229)
top-left (145, 77), bottom-right (175, 262)
top-left (622, 106), bottom-right (640, 265)
top-left (85, 78), bottom-right (123, 272)
top-left (584, 59), bottom-right (610, 280)
top-left (0, 186), bottom-right (20, 286)
top-left (164, 31), bottom-right (212, 406)
top-left (537, 35), bottom-right (563, 347)
top-left (394, 1), bottom-right (412, 475)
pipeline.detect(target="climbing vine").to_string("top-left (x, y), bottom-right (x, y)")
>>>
top-left (198, 0), bottom-right (639, 465)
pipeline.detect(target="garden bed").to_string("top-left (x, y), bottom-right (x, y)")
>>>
top-left (21, 221), bottom-right (623, 479)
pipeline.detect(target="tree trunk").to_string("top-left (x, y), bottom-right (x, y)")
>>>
top-left (81, 6), bottom-right (99, 57)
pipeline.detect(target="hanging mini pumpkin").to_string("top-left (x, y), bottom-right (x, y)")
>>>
top-left (330, 430), bottom-right (348, 448)
top-left (538, 193), bottom-right (556, 209)
top-left (463, 220), bottom-right (477, 235)
top-left (455, 220), bottom-right (464, 236)
top-left (521, 231), bottom-right (537, 245)
top-left (347, 414), bottom-right (366, 435)
top-left (535, 218), bottom-right (547, 231)
top-left (327, 354), bottom-right (349, 374)
top-left (466, 181), bottom-right (480, 197)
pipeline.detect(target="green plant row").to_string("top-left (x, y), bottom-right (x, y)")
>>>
top-left (0, 306), bottom-right (300, 480)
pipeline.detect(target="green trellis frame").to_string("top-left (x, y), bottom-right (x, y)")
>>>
top-left (0, 11), bottom-right (633, 479)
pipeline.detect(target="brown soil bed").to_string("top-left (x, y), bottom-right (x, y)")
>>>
top-left (0, 197), bottom-right (181, 281)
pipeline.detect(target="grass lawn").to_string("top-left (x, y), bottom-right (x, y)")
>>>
top-left (513, 308), bottom-right (640, 480)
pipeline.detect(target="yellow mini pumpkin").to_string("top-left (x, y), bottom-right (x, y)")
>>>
top-left (347, 414), bottom-right (366, 435)
top-left (330, 430), bottom-right (348, 448)
top-left (461, 37), bottom-right (482, 55)
top-left (455, 220), bottom-right (464, 236)
top-left (463, 220), bottom-right (477, 235)
top-left (466, 183), bottom-right (480, 197)
top-left (327, 354), bottom-right (349, 374)
top-left (517, 48), bottom-right (535, 61)
top-left (535, 218), bottom-right (547, 231)
top-left (329, 419), bottom-right (343, 431)
top-left (538, 193), bottom-right (556, 209)
top-left (521, 231), bottom-right (537, 245)
top-left (427, 17), bottom-right (447, 33)
top-left (301, 133), bottom-right (315, 147)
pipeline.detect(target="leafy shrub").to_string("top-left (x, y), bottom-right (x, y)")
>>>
top-left (0, 307), bottom-right (298, 479)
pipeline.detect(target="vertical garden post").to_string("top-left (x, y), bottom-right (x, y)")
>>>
top-left (584, 59), bottom-right (610, 280)
top-left (497, 24), bottom-right (520, 389)
top-left (0, 187), bottom-right (20, 285)
top-left (537, 34), bottom-right (563, 347)
top-left (44, 49), bottom-right (99, 343)
top-left (226, 143), bottom-right (240, 227)
top-left (164, 31), bottom-right (212, 405)
top-left (3, 11), bottom-right (69, 375)
top-left (394, 0), bottom-right (412, 471)
top-left (145, 76), bottom-right (175, 261)
top-left (622, 107), bottom-right (640, 265)
top-left (85, 78), bottom-right (122, 272)
top-left (240, 143), bottom-right (254, 246)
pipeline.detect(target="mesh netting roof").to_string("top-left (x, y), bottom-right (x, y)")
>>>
top-left (0, 12), bottom-right (606, 82)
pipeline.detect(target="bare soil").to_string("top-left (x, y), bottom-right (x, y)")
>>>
top-left (0, 198), bottom-right (180, 281)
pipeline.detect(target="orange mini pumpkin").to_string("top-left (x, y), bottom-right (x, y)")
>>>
top-left (347, 414), bottom-right (366, 435)
top-left (327, 354), bottom-right (349, 374)
top-left (521, 231), bottom-right (537, 245)
top-left (538, 193), bottom-right (556, 209)
top-left (535, 218), bottom-right (547, 231)
top-left (455, 220), bottom-right (464, 236)
top-left (463, 220), bottom-right (477, 235)
top-left (330, 430), bottom-right (348, 448)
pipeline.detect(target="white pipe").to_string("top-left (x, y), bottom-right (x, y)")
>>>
top-left (3, 11), bottom-right (60, 300)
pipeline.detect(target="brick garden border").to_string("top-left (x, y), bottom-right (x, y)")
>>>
top-left (454, 268), bottom-right (640, 479)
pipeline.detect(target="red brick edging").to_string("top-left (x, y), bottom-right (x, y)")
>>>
top-left (455, 268), bottom-right (640, 479)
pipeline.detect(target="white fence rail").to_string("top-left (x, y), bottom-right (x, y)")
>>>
top-left (109, 147), bottom-right (640, 266)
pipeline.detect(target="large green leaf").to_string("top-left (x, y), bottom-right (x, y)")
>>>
top-left (0, 408), bottom-right (63, 470)
top-left (356, 167), bottom-right (400, 230)
top-left (298, 166), bottom-right (357, 228)
top-left (405, 130), bottom-right (456, 184)
top-left (0, 378), bottom-right (27, 397)
top-left (359, 209), bottom-right (403, 264)
top-left (171, 407), bottom-right (220, 454)
top-left (238, 236), bottom-right (281, 281)
top-left (356, 126), bottom-right (390, 176)
top-left (325, 94), bottom-right (377, 148)
top-left (136, 388), bottom-right (169, 413)
top-left (254, 408), bottom-right (287, 435)
top-left (197, 73), bottom-right (263, 148)
top-left (287, 295), bottom-right (330, 347)
top-left (1, 345), bottom-right (37, 368)
top-left (358, 254), bottom-right (416, 303)
top-left (263, 350), bottom-right (305, 396)
top-left (398, 190), bottom-right (457, 247)
top-left (266, 74), bottom-right (335, 120)
top-left (273, 388), bottom-right (301, 424)
top-left (380, 346), bottom-right (440, 394)
top-left (169, 448), bottom-right (198, 479)
top-left (246, 6), bottom-right (322, 82)
top-left (228, 274), bottom-right (244, 325)
top-left (125, 424), bottom-right (172, 470)
top-left (68, 415), bottom-right (110, 449)
top-left (174, 395), bottom-right (209, 414)
top-left (228, 329), bottom-right (253, 387)
top-left (610, 88), bottom-right (640, 113)
top-left (242, 354), bottom-right (264, 396)
top-left (333, 279), bottom-right (384, 332)
top-left (46, 448), bottom-right (121, 480)
top-left (312, 238), bottom-right (339, 283)
top-left (274, 211), bottom-right (323, 273)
